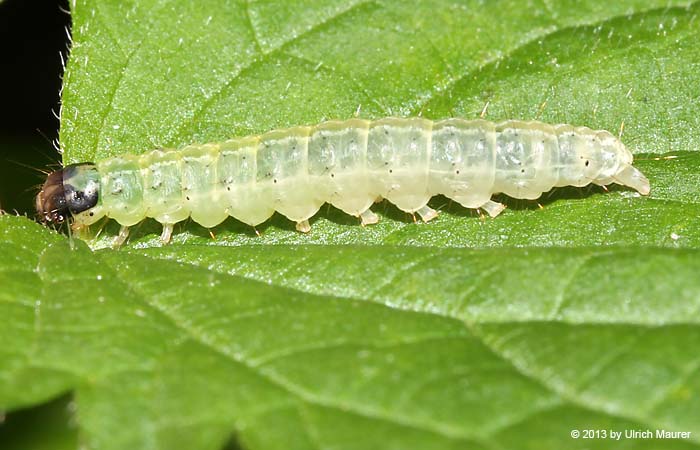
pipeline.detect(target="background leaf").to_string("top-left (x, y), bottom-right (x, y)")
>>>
top-left (2, 0), bottom-right (700, 449)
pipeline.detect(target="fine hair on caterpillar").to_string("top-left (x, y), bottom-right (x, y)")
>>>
top-left (36, 118), bottom-right (651, 247)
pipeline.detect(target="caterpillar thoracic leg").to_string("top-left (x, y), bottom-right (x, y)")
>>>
top-left (114, 225), bottom-right (130, 248)
top-left (160, 223), bottom-right (174, 244)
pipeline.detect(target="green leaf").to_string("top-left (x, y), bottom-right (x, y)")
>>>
top-left (0, 395), bottom-right (78, 450)
top-left (4, 0), bottom-right (700, 449)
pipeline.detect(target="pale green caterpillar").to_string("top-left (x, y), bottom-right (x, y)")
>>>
top-left (36, 118), bottom-right (650, 245)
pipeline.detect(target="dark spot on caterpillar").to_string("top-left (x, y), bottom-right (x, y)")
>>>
top-left (521, 169), bottom-right (525, 173)
top-left (456, 170), bottom-right (460, 174)
top-left (389, 169), bottom-right (393, 173)
top-left (89, 212), bottom-right (94, 216)
top-left (227, 187), bottom-right (231, 191)
top-left (273, 179), bottom-right (278, 183)
top-left (384, 161), bottom-right (389, 165)
top-left (186, 196), bottom-right (190, 200)
top-left (585, 160), bottom-right (590, 167)
top-left (242, 156), bottom-right (246, 160)
top-left (331, 173), bottom-right (335, 178)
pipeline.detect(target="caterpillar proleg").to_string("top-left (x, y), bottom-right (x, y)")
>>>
top-left (36, 118), bottom-right (650, 245)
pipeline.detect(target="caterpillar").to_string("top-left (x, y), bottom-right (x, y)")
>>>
top-left (36, 118), bottom-right (650, 246)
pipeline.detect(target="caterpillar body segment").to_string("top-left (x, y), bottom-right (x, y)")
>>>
top-left (35, 118), bottom-right (650, 245)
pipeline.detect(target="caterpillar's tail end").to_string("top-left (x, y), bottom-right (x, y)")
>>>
top-left (614, 165), bottom-right (650, 195)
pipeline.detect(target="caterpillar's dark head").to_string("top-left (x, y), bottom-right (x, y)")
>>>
top-left (36, 163), bottom-right (99, 224)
